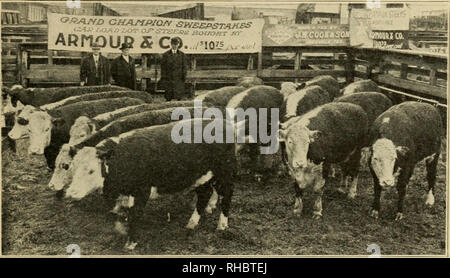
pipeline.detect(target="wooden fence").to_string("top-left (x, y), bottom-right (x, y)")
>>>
top-left (11, 42), bottom-right (448, 103)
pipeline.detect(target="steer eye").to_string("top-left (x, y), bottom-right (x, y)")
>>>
top-left (88, 169), bottom-right (94, 174)
top-left (17, 117), bottom-right (29, 125)
top-left (62, 163), bottom-right (69, 170)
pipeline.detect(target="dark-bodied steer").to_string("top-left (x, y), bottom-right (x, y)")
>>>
top-left (368, 101), bottom-right (442, 221)
top-left (279, 102), bottom-right (368, 218)
top-left (64, 119), bottom-right (239, 250)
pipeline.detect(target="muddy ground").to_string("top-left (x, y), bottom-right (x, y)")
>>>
top-left (1, 138), bottom-right (447, 256)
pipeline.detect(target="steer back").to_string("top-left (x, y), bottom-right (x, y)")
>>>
top-left (281, 102), bottom-right (368, 165)
top-left (334, 92), bottom-right (393, 126)
top-left (280, 85), bottom-right (331, 122)
top-left (369, 101), bottom-right (442, 165)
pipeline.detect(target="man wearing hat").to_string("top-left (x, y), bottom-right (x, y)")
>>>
top-left (160, 37), bottom-right (188, 101)
top-left (80, 43), bottom-right (111, 86)
top-left (111, 43), bottom-right (137, 90)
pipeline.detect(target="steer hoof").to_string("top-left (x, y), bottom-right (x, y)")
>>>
top-left (114, 221), bottom-right (128, 235)
top-left (124, 239), bottom-right (137, 251)
top-left (293, 208), bottom-right (302, 216)
top-left (312, 213), bottom-right (322, 220)
top-left (337, 187), bottom-right (346, 194)
top-left (370, 210), bottom-right (379, 219)
top-left (186, 219), bottom-right (198, 230)
top-left (395, 213), bottom-right (404, 221)
top-left (425, 192), bottom-right (435, 207)
top-left (347, 191), bottom-right (356, 200)
top-left (217, 213), bottom-right (229, 231)
top-left (205, 205), bottom-right (213, 214)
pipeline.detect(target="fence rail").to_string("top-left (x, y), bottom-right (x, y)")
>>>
top-left (9, 42), bottom-right (448, 103)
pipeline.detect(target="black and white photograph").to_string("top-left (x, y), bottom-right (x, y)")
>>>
top-left (0, 0), bottom-right (448, 258)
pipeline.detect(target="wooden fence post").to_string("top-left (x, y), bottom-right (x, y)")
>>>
top-left (345, 50), bottom-right (355, 84)
top-left (294, 49), bottom-right (302, 83)
top-left (141, 54), bottom-right (148, 91)
top-left (429, 68), bottom-right (437, 86)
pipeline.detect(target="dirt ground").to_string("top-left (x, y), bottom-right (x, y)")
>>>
top-left (1, 138), bottom-right (447, 256)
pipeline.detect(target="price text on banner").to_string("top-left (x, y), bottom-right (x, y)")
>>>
top-left (47, 13), bottom-right (264, 54)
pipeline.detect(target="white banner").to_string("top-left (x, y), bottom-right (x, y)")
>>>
top-left (47, 13), bottom-right (264, 54)
top-left (370, 8), bottom-right (410, 31)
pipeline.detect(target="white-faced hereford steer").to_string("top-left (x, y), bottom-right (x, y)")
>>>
top-left (64, 119), bottom-right (238, 250)
top-left (49, 106), bottom-right (209, 195)
top-left (279, 102), bottom-right (368, 218)
top-left (368, 101), bottom-right (443, 221)
top-left (10, 97), bottom-right (145, 170)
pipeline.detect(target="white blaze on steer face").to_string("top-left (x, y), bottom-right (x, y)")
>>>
top-left (28, 111), bottom-right (52, 155)
top-left (370, 138), bottom-right (406, 188)
top-left (65, 147), bottom-right (105, 200)
top-left (281, 125), bottom-right (321, 187)
top-left (69, 116), bottom-right (97, 145)
top-left (48, 144), bottom-right (74, 191)
top-left (8, 105), bottom-right (37, 140)
top-left (280, 82), bottom-right (297, 100)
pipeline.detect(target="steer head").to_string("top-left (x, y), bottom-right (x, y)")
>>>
top-left (28, 111), bottom-right (57, 155)
top-left (279, 124), bottom-right (321, 186)
top-left (8, 105), bottom-right (38, 140)
top-left (69, 116), bottom-right (97, 145)
top-left (48, 144), bottom-right (75, 191)
top-left (64, 146), bottom-right (111, 200)
top-left (370, 138), bottom-right (409, 188)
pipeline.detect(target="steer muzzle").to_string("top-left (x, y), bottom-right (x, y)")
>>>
top-left (379, 178), bottom-right (395, 188)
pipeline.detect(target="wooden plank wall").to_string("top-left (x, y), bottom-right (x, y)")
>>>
top-left (12, 42), bottom-right (449, 103)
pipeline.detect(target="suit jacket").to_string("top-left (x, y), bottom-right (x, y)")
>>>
top-left (160, 49), bottom-right (188, 99)
top-left (80, 54), bottom-right (111, 86)
top-left (111, 55), bottom-right (137, 90)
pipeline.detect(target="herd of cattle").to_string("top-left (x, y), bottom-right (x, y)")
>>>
top-left (1, 75), bottom-right (443, 251)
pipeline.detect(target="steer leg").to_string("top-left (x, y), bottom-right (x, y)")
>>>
top-left (425, 152), bottom-right (439, 207)
top-left (395, 167), bottom-right (413, 221)
top-left (312, 176), bottom-right (326, 220)
top-left (216, 181), bottom-right (234, 231)
top-left (44, 145), bottom-right (58, 171)
top-left (340, 150), bottom-right (362, 199)
top-left (370, 166), bottom-right (382, 219)
top-left (124, 188), bottom-right (150, 251)
top-left (293, 181), bottom-right (304, 216)
top-left (186, 183), bottom-right (212, 229)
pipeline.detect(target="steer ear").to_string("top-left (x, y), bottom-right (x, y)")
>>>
top-left (97, 148), bottom-right (114, 160)
top-left (296, 82), bottom-right (306, 90)
top-left (278, 129), bottom-right (287, 142)
top-left (88, 122), bottom-right (97, 133)
top-left (52, 117), bottom-right (65, 128)
top-left (309, 130), bottom-right (321, 142)
top-left (396, 146), bottom-right (409, 157)
top-left (68, 146), bottom-right (78, 158)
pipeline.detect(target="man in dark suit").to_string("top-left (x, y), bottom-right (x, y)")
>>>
top-left (111, 43), bottom-right (137, 90)
top-left (160, 37), bottom-right (188, 101)
top-left (80, 43), bottom-right (111, 86)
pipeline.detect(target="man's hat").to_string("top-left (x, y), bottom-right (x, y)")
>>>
top-left (170, 37), bottom-right (181, 45)
top-left (119, 43), bottom-right (133, 50)
top-left (91, 43), bottom-right (101, 50)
